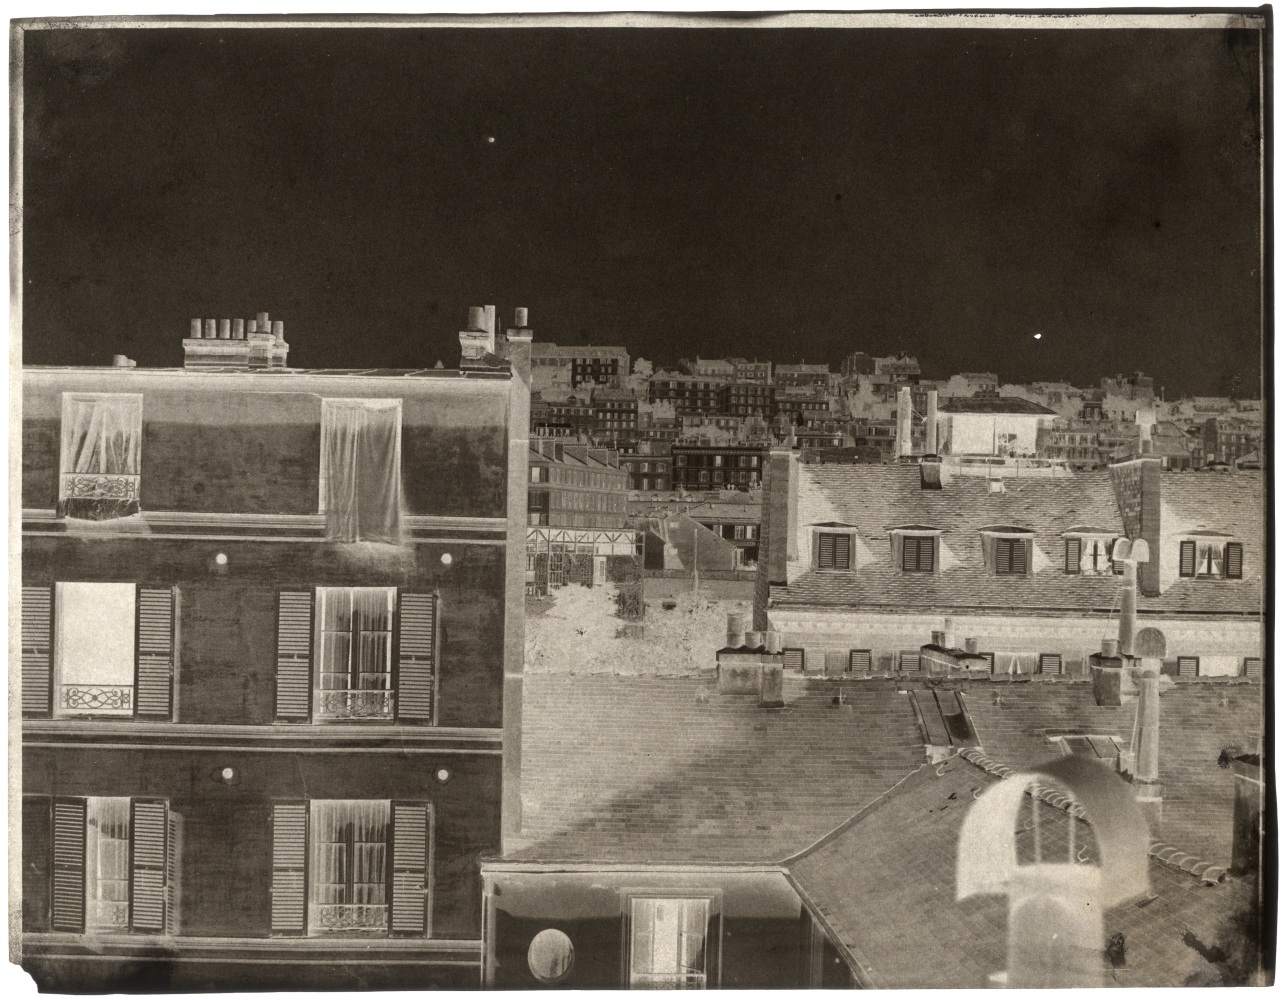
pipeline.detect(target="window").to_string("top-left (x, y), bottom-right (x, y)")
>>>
top-left (47, 796), bottom-right (181, 936)
top-left (901, 536), bottom-right (935, 572)
top-left (275, 589), bottom-right (439, 725)
top-left (34, 583), bottom-right (178, 721)
top-left (746, 525), bottom-right (757, 540)
top-left (817, 532), bottom-right (852, 570)
top-left (1243, 658), bottom-right (1262, 678)
top-left (994, 539), bottom-right (1028, 575)
top-left (899, 651), bottom-right (922, 672)
top-left (1038, 654), bottom-right (1063, 675)
top-left (271, 800), bottom-right (432, 938)
top-left (58, 393), bottom-right (143, 520)
top-left (848, 649), bottom-right (872, 672)
top-left (320, 399), bottom-right (403, 543)
top-left (1177, 656), bottom-right (1200, 677)
top-left (783, 649), bottom-right (804, 673)
top-left (627, 896), bottom-right (712, 989)
top-left (530, 466), bottom-right (549, 483)
top-left (315, 588), bottom-right (395, 720)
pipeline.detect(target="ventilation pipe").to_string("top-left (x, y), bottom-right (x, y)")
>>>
top-left (726, 611), bottom-right (748, 649)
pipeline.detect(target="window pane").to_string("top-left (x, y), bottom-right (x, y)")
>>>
top-left (55, 583), bottom-right (136, 716)
top-left (309, 800), bottom-right (390, 934)
top-left (86, 797), bottom-right (131, 931)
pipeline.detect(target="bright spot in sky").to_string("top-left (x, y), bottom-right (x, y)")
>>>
top-left (486, 136), bottom-right (496, 144)
top-left (1033, 333), bottom-right (1042, 340)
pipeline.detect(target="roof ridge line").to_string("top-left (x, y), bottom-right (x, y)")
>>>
top-left (780, 756), bottom-right (952, 867)
top-left (958, 748), bottom-right (1229, 884)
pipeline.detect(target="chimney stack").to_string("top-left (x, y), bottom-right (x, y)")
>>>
top-left (895, 387), bottom-right (913, 458)
top-left (218, 319), bottom-right (232, 340)
top-left (204, 318), bottom-right (217, 339)
top-left (925, 390), bottom-right (939, 454)
top-left (190, 318), bottom-right (203, 339)
top-left (726, 611), bottom-right (748, 650)
top-left (460, 304), bottom-right (498, 366)
top-left (232, 318), bottom-right (245, 340)
top-left (184, 311), bottom-right (286, 368)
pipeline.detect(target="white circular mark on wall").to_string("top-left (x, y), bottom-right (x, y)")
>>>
top-left (215, 552), bottom-right (228, 565)
top-left (436, 768), bottom-right (451, 783)
top-left (441, 552), bottom-right (453, 565)
top-left (221, 767), bottom-right (235, 781)
top-left (528, 928), bottom-right (574, 984)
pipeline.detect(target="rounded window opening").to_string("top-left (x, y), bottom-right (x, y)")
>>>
top-left (528, 928), bottom-right (574, 985)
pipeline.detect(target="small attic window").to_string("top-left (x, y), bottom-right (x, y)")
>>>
top-left (811, 523), bottom-right (857, 571)
top-left (887, 526), bottom-right (942, 574)
top-left (1049, 733), bottom-right (1123, 763)
top-left (1062, 531), bottom-right (1119, 576)
top-left (979, 526), bottom-right (1033, 577)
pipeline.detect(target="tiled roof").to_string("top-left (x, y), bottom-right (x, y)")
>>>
top-left (774, 465), bottom-right (1127, 613)
top-left (682, 501), bottom-right (761, 522)
top-left (961, 676), bottom-right (1265, 866)
top-left (508, 674), bottom-right (924, 863)
top-left (787, 754), bottom-right (1257, 988)
top-left (939, 396), bottom-right (1057, 414)
top-left (1161, 470), bottom-right (1263, 541)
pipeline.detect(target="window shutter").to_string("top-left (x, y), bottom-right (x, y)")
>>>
top-left (390, 802), bottom-right (431, 937)
top-left (783, 649), bottom-right (804, 673)
top-left (396, 593), bottom-right (438, 724)
top-left (901, 537), bottom-right (917, 571)
top-left (920, 538), bottom-right (935, 572)
top-left (167, 811), bottom-right (184, 935)
top-left (129, 800), bottom-right (168, 933)
top-left (1179, 540), bottom-right (1197, 577)
top-left (1039, 654), bottom-right (1063, 675)
top-left (1243, 658), bottom-right (1262, 679)
top-left (1064, 538), bottom-right (1082, 574)
top-left (22, 586), bottom-right (53, 717)
top-left (135, 588), bottom-right (177, 720)
top-left (270, 803), bottom-right (308, 935)
top-left (900, 651), bottom-right (921, 672)
top-left (275, 592), bottom-right (314, 722)
top-left (833, 534), bottom-right (851, 570)
top-left (995, 540), bottom-right (1012, 575)
top-left (818, 533), bottom-right (835, 569)
top-left (52, 798), bottom-right (87, 933)
top-left (981, 652), bottom-right (996, 673)
top-left (1012, 540), bottom-right (1028, 575)
top-left (848, 649), bottom-right (872, 672)
top-left (1225, 543), bottom-right (1244, 579)
top-left (1177, 656), bottom-right (1200, 678)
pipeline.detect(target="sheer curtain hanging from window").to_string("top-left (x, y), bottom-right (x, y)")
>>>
top-left (321, 399), bottom-right (403, 543)
top-left (58, 394), bottom-right (143, 519)
top-left (309, 800), bottom-right (390, 933)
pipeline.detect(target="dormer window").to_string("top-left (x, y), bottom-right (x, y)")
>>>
top-left (811, 523), bottom-right (857, 571)
top-left (1062, 529), bottom-right (1120, 576)
top-left (888, 526), bottom-right (940, 573)
top-left (979, 526), bottom-right (1033, 577)
top-left (1179, 535), bottom-right (1243, 579)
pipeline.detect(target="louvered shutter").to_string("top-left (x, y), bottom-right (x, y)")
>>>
top-left (1012, 540), bottom-right (1028, 575)
top-left (901, 537), bottom-right (917, 571)
top-left (1243, 658), bottom-right (1262, 679)
top-left (901, 651), bottom-right (921, 672)
top-left (1039, 654), bottom-right (1063, 675)
top-left (390, 802), bottom-right (431, 936)
top-left (129, 800), bottom-right (168, 933)
top-left (167, 811), bottom-right (184, 935)
top-left (1225, 543), bottom-right (1244, 579)
top-left (1179, 540), bottom-right (1197, 577)
top-left (52, 798), bottom-right (87, 933)
top-left (396, 593), bottom-right (438, 724)
top-left (849, 650), bottom-right (872, 672)
top-left (135, 588), bottom-right (176, 719)
top-left (833, 534), bottom-right (851, 570)
top-left (1177, 657), bottom-right (1200, 678)
top-left (275, 592), bottom-right (314, 721)
top-left (782, 649), bottom-right (804, 673)
top-left (817, 534), bottom-right (835, 569)
top-left (1065, 538), bottom-right (1081, 574)
top-left (919, 538), bottom-right (935, 572)
top-left (270, 803), bottom-right (308, 935)
top-left (22, 586), bottom-right (53, 717)
top-left (995, 540), bottom-right (1013, 575)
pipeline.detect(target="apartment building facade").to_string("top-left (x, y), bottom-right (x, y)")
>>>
top-left (527, 438), bottom-right (629, 529)
top-left (18, 322), bottom-right (531, 990)
top-left (671, 444), bottom-right (767, 491)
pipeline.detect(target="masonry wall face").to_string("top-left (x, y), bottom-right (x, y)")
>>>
top-left (23, 535), bottom-right (507, 727)
top-left (484, 870), bottom-right (809, 989)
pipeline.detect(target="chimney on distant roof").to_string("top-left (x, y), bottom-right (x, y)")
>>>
top-left (460, 304), bottom-right (498, 366)
top-left (925, 390), bottom-right (939, 454)
top-left (895, 386), bottom-right (913, 458)
top-left (183, 312), bottom-right (287, 369)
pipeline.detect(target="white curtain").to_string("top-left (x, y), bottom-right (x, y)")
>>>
top-left (1196, 540), bottom-right (1224, 577)
top-left (62, 395), bottom-right (141, 475)
top-left (631, 898), bottom-right (707, 988)
top-left (59, 394), bottom-right (142, 519)
top-left (309, 801), bottom-right (389, 908)
top-left (86, 797), bottom-right (131, 931)
top-left (994, 651), bottom-right (1040, 676)
top-left (322, 399), bottom-right (403, 544)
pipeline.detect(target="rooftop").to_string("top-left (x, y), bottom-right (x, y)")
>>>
top-left (939, 396), bottom-right (1058, 415)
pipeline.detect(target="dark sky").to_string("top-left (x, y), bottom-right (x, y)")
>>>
top-left (22, 25), bottom-right (1263, 396)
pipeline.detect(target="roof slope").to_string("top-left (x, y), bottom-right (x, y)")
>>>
top-left (508, 674), bottom-right (924, 863)
top-left (774, 464), bottom-right (1126, 613)
top-left (787, 754), bottom-right (1256, 989)
top-left (939, 396), bottom-right (1057, 414)
top-left (1161, 470), bottom-right (1264, 542)
top-left (964, 677), bottom-right (1265, 866)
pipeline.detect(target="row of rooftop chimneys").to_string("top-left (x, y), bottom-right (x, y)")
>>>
top-left (459, 305), bottom-right (532, 366)
top-left (183, 312), bottom-right (289, 369)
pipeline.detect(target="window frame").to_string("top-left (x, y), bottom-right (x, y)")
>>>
top-left (314, 587), bottom-right (397, 722)
top-left (901, 534), bottom-right (935, 573)
top-left (1176, 656), bottom-right (1201, 678)
top-left (621, 889), bottom-right (721, 990)
top-left (993, 537), bottom-right (1029, 576)
top-left (815, 530), bottom-right (854, 571)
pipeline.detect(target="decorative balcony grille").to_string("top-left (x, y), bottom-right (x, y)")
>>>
top-left (60, 684), bottom-right (133, 714)
top-left (310, 903), bottom-right (388, 932)
top-left (316, 688), bottom-right (394, 720)
top-left (60, 473), bottom-right (140, 502)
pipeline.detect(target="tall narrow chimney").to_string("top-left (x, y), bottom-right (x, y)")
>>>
top-left (190, 318), bottom-right (203, 339)
top-left (925, 390), bottom-right (939, 454)
top-left (895, 387), bottom-right (913, 458)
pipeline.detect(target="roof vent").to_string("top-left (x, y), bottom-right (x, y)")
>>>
top-left (988, 479), bottom-right (1005, 494)
top-left (921, 457), bottom-right (943, 490)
